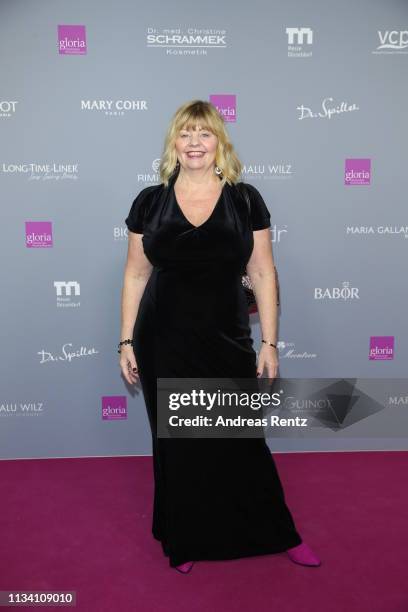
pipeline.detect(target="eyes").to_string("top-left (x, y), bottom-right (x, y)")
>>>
top-left (179, 131), bottom-right (212, 138)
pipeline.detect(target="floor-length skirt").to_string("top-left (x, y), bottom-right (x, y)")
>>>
top-left (133, 277), bottom-right (302, 568)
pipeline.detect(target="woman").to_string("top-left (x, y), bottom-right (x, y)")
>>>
top-left (119, 99), bottom-right (321, 573)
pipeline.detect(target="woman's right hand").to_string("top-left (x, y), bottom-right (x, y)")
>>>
top-left (119, 344), bottom-right (140, 385)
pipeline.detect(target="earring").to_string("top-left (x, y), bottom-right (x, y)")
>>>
top-left (214, 166), bottom-right (222, 175)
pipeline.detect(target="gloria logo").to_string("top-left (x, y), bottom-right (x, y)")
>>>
top-left (369, 336), bottom-right (394, 360)
top-left (26, 221), bottom-right (53, 248)
top-left (102, 396), bottom-right (127, 420)
top-left (345, 159), bottom-right (371, 185)
top-left (58, 25), bottom-right (87, 55)
top-left (373, 31), bottom-right (408, 54)
top-left (209, 94), bottom-right (236, 122)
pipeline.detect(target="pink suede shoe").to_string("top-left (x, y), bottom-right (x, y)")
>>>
top-left (175, 561), bottom-right (195, 574)
top-left (286, 542), bottom-right (321, 567)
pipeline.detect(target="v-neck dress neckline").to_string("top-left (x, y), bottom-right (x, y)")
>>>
top-left (172, 181), bottom-right (224, 230)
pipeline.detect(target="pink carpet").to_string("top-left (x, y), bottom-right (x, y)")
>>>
top-left (1, 451), bottom-right (406, 612)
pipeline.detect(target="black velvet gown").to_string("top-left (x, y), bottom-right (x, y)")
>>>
top-left (125, 167), bottom-right (302, 567)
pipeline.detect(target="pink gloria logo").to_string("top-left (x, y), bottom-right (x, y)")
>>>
top-left (369, 336), bottom-right (394, 360)
top-left (209, 94), bottom-right (236, 122)
top-left (102, 396), bottom-right (127, 420)
top-left (58, 25), bottom-right (87, 55)
top-left (25, 221), bottom-right (53, 248)
top-left (344, 158), bottom-right (371, 185)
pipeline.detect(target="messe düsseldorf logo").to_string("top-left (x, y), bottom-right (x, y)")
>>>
top-left (286, 27), bottom-right (313, 45)
top-left (286, 27), bottom-right (313, 58)
top-left (102, 396), bottom-right (127, 420)
top-left (209, 94), bottom-right (236, 122)
top-left (345, 159), bottom-right (371, 185)
top-left (54, 281), bottom-right (80, 297)
top-left (369, 336), bottom-right (394, 360)
top-left (58, 25), bottom-right (87, 55)
top-left (54, 281), bottom-right (81, 308)
top-left (25, 221), bottom-right (53, 248)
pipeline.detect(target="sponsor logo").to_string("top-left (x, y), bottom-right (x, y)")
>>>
top-left (146, 26), bottom-right (227, 55)
top-left (0, 100), bottom-right (18, 118)
top-left (1, 163), bottom-right (79, 181)
top-left (345, 159), bottom-right (371, 185)
top-left (81, 100), bottom-right (148, 115)
top-left (209, 94), bottom-right (236, 122)
top-left (314, 282), bottom-right (360, 300)
top-left (0, 402), bottom-right (45, 418)
top-left (297, 97), bottom-right (359, 120)
top-left (37, 343), bottom-right (99, 364)
top-left (276, 341), bottom-right (317, 359)
top-left (373, 30), bottom-right (408, 54)
top-left (102, 396), bottom-right (127, 420)
top-left (286, 27), bottom-right (313, 58)
top-left (241, 163), bottom-right (294, 180)
top-left (58, 25), bottom-right (87, 55)
top-left (26, 222), bottom-right (53, 248)
top-left (54, 282), bottom-right (81, 308)
top-left (346, 226), bottom-right (408, 239)
top-left (369, 336), bottom-right (394, 360)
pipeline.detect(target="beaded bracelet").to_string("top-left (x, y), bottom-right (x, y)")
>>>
top-left (118, 338), bottom-right (133, 354)
top-left (262, 339), bottom-right (277, 348)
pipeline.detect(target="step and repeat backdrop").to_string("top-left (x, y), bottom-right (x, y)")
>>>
top-left (1, 0), bottom-right (407, 459)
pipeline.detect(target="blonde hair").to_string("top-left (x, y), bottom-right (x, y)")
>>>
top-left (159, 99), bottom-right (243, 187)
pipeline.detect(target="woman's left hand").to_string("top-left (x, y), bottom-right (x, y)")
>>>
top-left (256, 344), bottom-right (279, 379)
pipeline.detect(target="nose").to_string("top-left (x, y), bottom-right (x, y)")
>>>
top-left (188, 132), bottom-right (200, 145)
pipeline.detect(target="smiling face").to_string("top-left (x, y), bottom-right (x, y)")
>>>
top-left (174, 123), bottom-right (219, 173)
